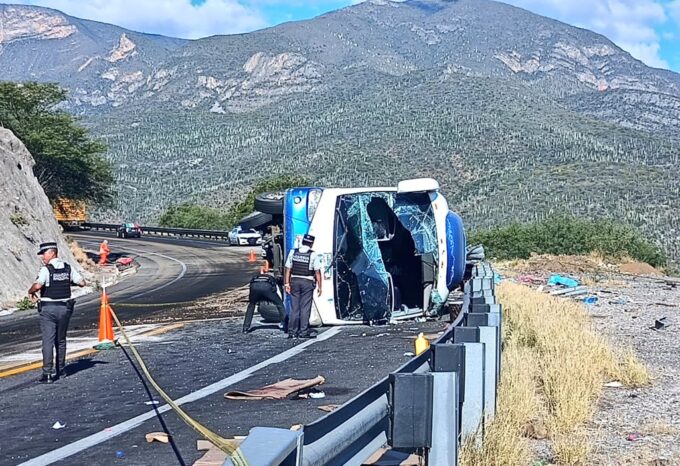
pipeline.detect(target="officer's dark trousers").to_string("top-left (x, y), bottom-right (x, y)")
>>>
top-left (289, 278), bottom-right (315, 336)
top-left (39, 300), bottom-right (73, 375)
top-left (243, 285), bottom-right (286, 331)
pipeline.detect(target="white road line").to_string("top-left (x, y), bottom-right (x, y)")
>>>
top-left (78, 240), bottom-right (188, 298)
top-left (18, 327), bottom-right (342, 466)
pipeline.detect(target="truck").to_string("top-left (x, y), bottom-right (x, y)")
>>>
top-left (52, 198), bottom-right (87, 230)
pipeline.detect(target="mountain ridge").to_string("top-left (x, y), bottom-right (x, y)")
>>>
top-left (1, 0), bottom-right (679, 260)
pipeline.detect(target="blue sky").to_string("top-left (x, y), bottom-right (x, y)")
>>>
top-left (3, 0), bottom-right (680, 71)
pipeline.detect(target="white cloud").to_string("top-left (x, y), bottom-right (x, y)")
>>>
top-left (4, 0), bottom-right (268, 39)
top-left (503, 0), bottom-right (671, 69)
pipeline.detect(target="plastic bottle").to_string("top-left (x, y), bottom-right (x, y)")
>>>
top-left (414, 332), bottom-right (430, 355)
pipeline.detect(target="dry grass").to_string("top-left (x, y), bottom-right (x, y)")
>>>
top-left (68, 239), bottom-right (96, 270)
top-left (460, 281), bottom-right (649, 466)
top-left (459, 344), bottom-right (536, 466)
top-left (552, 430), bottom-right (590, 466)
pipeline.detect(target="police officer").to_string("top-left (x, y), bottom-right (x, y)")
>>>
top-left (28, 242), bottom-right (86, 384)
top-left (243, 271), bottom-right (286, 333)
top-left (284, 234), bottom-right (322, 339)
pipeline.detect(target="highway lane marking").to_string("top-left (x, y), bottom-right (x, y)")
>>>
top-left (18, 327), bottom-right (342, 466)
top-left (78, 240), bottom-right (188, 299)
top-left (0, 323), bottom-right (185, 378)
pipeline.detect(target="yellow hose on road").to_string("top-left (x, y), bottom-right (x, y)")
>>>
top-left (108, 306), bottom-right (249, 466)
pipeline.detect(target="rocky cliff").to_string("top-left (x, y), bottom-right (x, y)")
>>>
top-left (0, 128), bottom-right (79, 307)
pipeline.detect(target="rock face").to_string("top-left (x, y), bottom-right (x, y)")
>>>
top-left (0, 5), bottom-right (76, 45)
top-left (0, 128), bottom-right (79, 307)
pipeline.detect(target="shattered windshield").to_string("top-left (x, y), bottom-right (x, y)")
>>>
top-left (334, 191), bottom-right (438, 322)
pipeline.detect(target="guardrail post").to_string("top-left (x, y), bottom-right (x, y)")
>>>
top-left (466, 311), bottom-right (502, 382)
top-left (222, 427), bottom-right (302, 466)
top-left (430, 343), bottom-right (465, 405)
top-left (452, 328), bottom-right (485, 443)
top-left (429, 372), bottom-right (458, 465)
top-left (388, 373), bottom-right (433, 450)
top-left (456, 323), bottom-right (498, 421)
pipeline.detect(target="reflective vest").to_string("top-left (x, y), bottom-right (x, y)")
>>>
top-left (291, 249), bottom-right (314, 277)
top-left (250, 274), bottom-right (278, 294)
top-left (41, 263), bottom-right (72, 300)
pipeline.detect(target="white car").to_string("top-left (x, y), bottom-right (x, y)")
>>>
top-left (228, 227), bottom-right (262, 246)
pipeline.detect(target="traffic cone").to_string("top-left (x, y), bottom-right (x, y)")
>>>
top-left (94, 291), bottom-right (115, 350)
top-left (248, 249), bottom-right (257, 263)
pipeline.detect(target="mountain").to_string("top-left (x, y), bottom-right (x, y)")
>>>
top-left (1, 0), bottom-right (679, 260)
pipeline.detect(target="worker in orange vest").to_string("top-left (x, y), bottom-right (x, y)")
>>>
top-left (98, 240), bottom-right (110, 265)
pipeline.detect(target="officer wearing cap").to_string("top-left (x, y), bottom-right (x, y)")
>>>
top-left (28, 242), bottom-right (86, 384)
top-left (243, 271), bottom-right (286, 334)
top-left (284, 234), bottom-right (322, 339)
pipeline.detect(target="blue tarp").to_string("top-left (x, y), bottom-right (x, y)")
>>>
top-left (547, 274), bottom-right (579, 288)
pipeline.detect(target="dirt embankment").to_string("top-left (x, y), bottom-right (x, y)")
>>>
top-left (489, 254), bottom-right (680, 465)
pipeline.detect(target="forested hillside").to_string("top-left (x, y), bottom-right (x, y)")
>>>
top-left (1, 0), bottom-right (679, 259)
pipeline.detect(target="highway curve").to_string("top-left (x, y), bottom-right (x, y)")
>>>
top-left (0, 231), bottom-right (258, 349)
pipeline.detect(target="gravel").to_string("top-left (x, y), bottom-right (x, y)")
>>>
top-left (583, 275), bottom-right (680, 465)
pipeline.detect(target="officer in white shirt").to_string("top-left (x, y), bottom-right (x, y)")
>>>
top-left (28, 242), bottom-right (85, 384)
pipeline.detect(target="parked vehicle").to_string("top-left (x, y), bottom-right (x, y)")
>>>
top-left (228, 226), bottom-right (263, 246)
top-left (117, 222), bottom-right (142, 238)
top-left (259, 178), bottom-right (467, 326)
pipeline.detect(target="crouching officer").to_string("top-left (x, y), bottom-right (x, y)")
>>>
top-left (28, 242), bottom-right (86, 384)
top-left (243, 271), bottom-right (286, 333)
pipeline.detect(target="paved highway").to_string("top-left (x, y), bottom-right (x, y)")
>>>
top-left (0, 231), bottom-right (441, 466)
top-left (0, 232), bottom-right (256, 349)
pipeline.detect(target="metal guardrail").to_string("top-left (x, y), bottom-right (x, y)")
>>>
top-left (223, 262), bottom-right (502, 466)
top-left (83, 223), bottom-right (231, 241)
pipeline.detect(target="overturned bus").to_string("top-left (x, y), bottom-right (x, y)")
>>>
top-left (262, 178), bottom-right (467, 326)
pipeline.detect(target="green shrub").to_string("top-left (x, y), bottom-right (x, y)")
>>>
top-left (9, 213), bottom-right (28, 226)
top-left (159, 174), bottom-right (307, 230)
top-left (16, 297), bottom-right (35, 311)
top-left (470, 216), bottom-right (667, 267)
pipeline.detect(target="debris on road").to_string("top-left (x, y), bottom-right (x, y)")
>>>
top-left (224, 376), bottom-right (325, 400)
top-left (52, 421), bottom-right (66, 429)
top-left (116, 451), bottom-right (125, 458)
top-left (363, 447), bottom-right (423, 465)
top-left (414, 332), bottom-right (430, 355)
top-left (403, 352), bottom-right (415, 357)
top-left (653, 317), bottom-right (669, 330)
top-left (318, 404), bottom-right (341, 412)
top-left (145, 432), bottom-right (170, 444)
top-left (548, 274), bottom-right (580, 288)
top-left (604, 381), bottom-right (623, 388)
top-left (583, 296), bottom-right (599, 305)
top-left (309, 391), bottom-right (325, 399)
top-left (626, 432), bottom-right (642, 442)
top-left (193, 440), bottom-right (227, 466)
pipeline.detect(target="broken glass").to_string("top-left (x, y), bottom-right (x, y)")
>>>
top-left (335, 193), bottom-right (391, 322)
top-left (393, 193), bottom-right (438, 260)
top-left (333, 191), bottom-right (442, 322)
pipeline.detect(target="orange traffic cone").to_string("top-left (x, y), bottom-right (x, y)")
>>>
top-left (97, 292), bottom-right (115, 343)
top-left (248, 249), bottom-right (257, 263)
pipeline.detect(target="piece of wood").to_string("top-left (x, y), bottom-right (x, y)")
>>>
top-left (318, 404), bottom-right (341, 412)
top-left (145, 432), bottom-right (170, 444)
